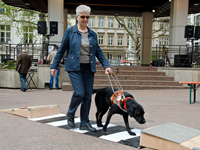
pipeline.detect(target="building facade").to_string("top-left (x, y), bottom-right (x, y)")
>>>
top-left (68, 15), bottom-right (170, 64)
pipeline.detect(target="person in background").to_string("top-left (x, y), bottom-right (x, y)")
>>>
top-left (16, 49), bottom-right (32, 92)
top-left (47, 45), bottom-right (60, 90)
top-left (50, 5), bottom-right (112, 132)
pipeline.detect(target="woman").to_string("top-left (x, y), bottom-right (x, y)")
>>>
top-left (51, 5), bottom-right (112, 132)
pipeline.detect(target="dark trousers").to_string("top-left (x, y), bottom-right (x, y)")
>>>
top-left (67, 64), bottom-right (94, 125)
top-left (19, 73), bottom-right (27, 90)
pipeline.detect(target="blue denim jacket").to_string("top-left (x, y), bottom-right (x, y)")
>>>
top-left (51, 25), bottom-right (110, 72)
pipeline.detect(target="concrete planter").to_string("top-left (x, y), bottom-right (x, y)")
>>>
top-left (0, 69), bottom-right (38, 88)
top-left (37, 65), bottom-right (69, 88)
top-left (158, 67), bottom-right (200, 82)
top-left (0, 69), bottom-right (21, 88)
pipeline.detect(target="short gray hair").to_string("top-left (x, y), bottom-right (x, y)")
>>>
top-left (76, 5), bottom-right (91, 16)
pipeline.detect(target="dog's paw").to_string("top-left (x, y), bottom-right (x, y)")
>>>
top-left (128, 131), bottom-right (136, 136)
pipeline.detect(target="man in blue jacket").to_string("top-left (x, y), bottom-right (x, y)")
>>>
top-left (51, 5), bottom-right (112, 132)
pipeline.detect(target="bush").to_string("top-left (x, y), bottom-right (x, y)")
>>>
top-left (0, 60), bottom-right (16, 69)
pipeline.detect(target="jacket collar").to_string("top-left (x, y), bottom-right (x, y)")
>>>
top-left (72, 24), bottom-right (94, 36)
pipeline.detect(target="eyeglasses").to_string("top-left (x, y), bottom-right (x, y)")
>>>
top-left (79, 16), bottom-right (90, 19)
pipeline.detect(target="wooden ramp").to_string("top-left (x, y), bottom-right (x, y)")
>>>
top-left (140, 122), bottom-right (200, 150)
top-left (0, 105), bottom-right (60, 119)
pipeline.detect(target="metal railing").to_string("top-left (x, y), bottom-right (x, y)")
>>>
top-left (152, 44), bottom-right (200, 67)
top-left (0, 43), bottom-right (44, 63)
top-left (1, 43), bottom-right (200, 67)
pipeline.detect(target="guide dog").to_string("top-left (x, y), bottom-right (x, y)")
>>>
top-left (93, 87), bottom-right (146, 135)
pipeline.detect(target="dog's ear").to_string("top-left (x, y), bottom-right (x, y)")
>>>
top-left (124, 92), bottom-right (134, 99)
top-left (127, 104), bottom-right (135, 117)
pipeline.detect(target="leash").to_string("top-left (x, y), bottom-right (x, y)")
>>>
top-left (107, 72), bottom-right (129, 112)
top-left (107, 72), bottom-right (125, 99)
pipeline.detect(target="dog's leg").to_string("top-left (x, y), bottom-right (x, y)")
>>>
top-left (96, 112), bottom-right (103, 127)
top-left (123, 114), bottom-right (136, 136)
top-left (103, 108), bottom-right (114, 132)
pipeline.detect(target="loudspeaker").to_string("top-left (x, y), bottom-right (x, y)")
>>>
top-left (38, 21), bottom-right (46, 34)
top-left (50, 21), bottom-right (58, 35)
top-left (174, 54), bottom-right (191, 67)
top-left (184, 25), bottom-right (194, 38)
top-left (195, 26), bottom-right (200, 39)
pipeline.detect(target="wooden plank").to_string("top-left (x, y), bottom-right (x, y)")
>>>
top-left (29, 105), bottom-right (59, 118)
top-left (0, 109), bottom-right (14, 114)
top-left (140, 133), bottom-right (190, 150)
top-left (179, 82), bottom-right (200, 84)
top-left (0, 105), bottom-right (60, 119)
top-left (140, 123), bottom-right (200, 150)
top-left (181, 135), bottom-right (200, 149)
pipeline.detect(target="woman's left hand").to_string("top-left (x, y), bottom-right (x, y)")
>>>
top-left (105, 67), bottom-right (112, 75)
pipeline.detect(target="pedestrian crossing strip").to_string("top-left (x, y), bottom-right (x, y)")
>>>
top-left (29, 113), bottom-right (141, 148)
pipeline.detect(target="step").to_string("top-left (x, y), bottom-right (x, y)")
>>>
top-left (62, 66), bottom-right (186, 91)
top-left (62, 82), bottom-right (189, 91)
top-left (96, 66), bottom-right (158, 71)
top-left (95, 70), bottom-right (166, 76)
top-left (93, 80), bottom-right (182, 86)
top-left (94, 75), bottom-right (175, 81)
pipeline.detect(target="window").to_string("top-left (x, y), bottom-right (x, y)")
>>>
top-left (127, 36), bottom-right (129, 46)
top-left (99, 18), bottom-right (104, 28)
top-left (23, 26), bottom-right (33, 44)
top-left (108, 18), bottom-right (114, 28)
top-left (164, 38), bottom-right (169, 46)
top-left (196, 15), bottom-right (200, 26)
top-left (118, 36), bottom-right (123, 45)
top-left (128, 20), bottom-right (133, 30)
top-left (165, 23), bottom-right (169, 29)
top-left (0, 25), bottom-right (11, 43)
top-left (89, 17), bottom-right (94, 27)
top-left (159, 38), bottom-right (164, 46)
top-left (67, 14), bottom-right (72, 18)
top-left (108, 36), bottom-right (113, 45)
top-left (160, 23), bottom-right (164, 29)
top-left (0, 7), bottom-right (5, 14)
top-left (68, 23), bottom-right (71, 28)
top-left (118, 23), bottom-right (122, 28)
top-left (98, 35), bottom-right (103, 45)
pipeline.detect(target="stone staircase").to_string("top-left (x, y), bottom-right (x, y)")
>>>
top-left (62, 66), bottom-right (188, 91)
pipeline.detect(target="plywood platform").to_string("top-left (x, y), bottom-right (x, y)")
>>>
top-left (140, 123), bottom-right (200, 150)
top-left (0, 105), bottom-right (60, 119)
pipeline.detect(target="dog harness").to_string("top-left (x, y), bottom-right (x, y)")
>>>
top-left (107, 72), bottom-right (134, 112)
top-left (110, 91), bottom-right (133, 112)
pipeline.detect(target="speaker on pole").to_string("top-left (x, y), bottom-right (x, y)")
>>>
top-left (195, 26), bottom-right (200, 39)
top-left (38, 21), bottom-right (47, 34)
top-left (184, 25), bottom-right (194, 38)
top-left (50, 21), bottom-right (58, 35)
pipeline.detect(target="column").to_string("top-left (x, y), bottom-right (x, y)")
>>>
top-left (169, 0), bottom-right (189, 65)
top-left (169, 0), bottom-right (189, 46)
top-left (141, 12), bottom-right (153, 66)
top-left (48, 0), bottom-right (64, 44)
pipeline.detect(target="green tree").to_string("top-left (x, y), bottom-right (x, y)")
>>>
top-left (115, 16), bottom-right (169, 57)
top-left (0, 0), bottom-right (47, 44)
